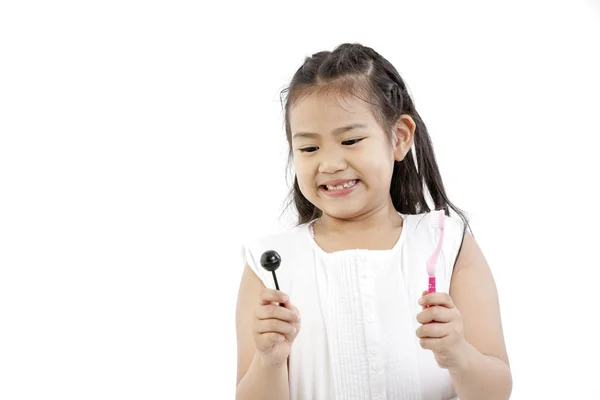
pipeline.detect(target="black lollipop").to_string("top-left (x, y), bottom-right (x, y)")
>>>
top-left (260, 250), bottom-right (284, 306)
top-left (260, 250), bottom-right (281, 290)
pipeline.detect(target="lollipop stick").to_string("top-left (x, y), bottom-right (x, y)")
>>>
top-left (272, 271), bottom-right (280, 291)
top-left (271, 271), bottom-right (284, 306)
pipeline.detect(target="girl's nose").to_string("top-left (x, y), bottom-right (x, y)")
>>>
top-left (318, 150), bottom-right (347, 174)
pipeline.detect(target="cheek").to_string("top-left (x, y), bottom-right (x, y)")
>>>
top-left (362, 159), bottom-right (394, 185)
top-left (297, 178), bottom-right (311, 195)
top-left (358, 142), bottom-right (395, 177)
top-left (293, 161), bottom-right (315, 191)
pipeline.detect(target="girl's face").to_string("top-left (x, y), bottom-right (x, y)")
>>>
top-left (290, 92), bottom-right (413, 221)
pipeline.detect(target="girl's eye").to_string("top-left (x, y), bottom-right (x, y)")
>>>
top-left (298, 138), bottom-right (363, 153)
top-left (342, 138), bottom-right (364, 146)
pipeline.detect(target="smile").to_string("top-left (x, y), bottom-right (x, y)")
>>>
top-left (319, 179), bottom-right (360, 198)
top-left (323, 180), bottom-right (358, 191)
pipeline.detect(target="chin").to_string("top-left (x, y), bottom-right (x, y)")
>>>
top-left (317, 201), bottom-right (367, 220)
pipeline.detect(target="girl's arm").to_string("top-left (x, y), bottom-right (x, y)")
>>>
top-left (235, 264), bottom-right (290, 400)
top-left (448, 231), bottom-right (513, 400)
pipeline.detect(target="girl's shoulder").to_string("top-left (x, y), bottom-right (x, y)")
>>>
top-left (240, 222), bottom-right (314, 289)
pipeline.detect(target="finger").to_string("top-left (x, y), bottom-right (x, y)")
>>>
top-left (416, 322), bottom-right (449, 339)
top-left (418, 292), bottom-right (455, 309)
top-left (290, 305), bottom-right (301, 320)
top-left (287, 305), bottom-right (302, 333)
top-left (289, 305), bottom-right (301, 326)
top-left (255, 318), bottom-right (297, 342)
top-left (255, 304), bottom-right (301, 323)
top-left (419, 337), bottom-right (442, 351)
top-left (416, 306), bottom-right (453, 324)
top-left (420, 290), bottom-right (428, 309)
top-left (255, 332), bottom-right (285, 353)
top-left (259, 288), bottom-right (290, 306)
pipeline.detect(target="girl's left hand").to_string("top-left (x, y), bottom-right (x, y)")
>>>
top-left (416, 290), bottom-right (468, 369)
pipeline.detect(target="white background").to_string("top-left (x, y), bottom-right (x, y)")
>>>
top-left (1, 1), bottom-right (599, 399)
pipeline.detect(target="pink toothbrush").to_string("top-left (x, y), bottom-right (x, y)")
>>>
top-left (425, 210), bottom-right (445, 307)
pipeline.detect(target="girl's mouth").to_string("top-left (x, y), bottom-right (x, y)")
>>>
top-left (319, 179), bottom-right (360, 197)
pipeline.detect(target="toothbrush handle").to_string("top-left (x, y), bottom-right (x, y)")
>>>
top-left (428, 276), bottom-right (436, 293)
top-left (425, 277), bottom-right (436, 309)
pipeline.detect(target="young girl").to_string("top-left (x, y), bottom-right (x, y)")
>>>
top-left (235, 43), bottom-right (511, 400)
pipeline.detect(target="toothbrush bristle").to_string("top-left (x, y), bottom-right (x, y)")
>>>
top-left (430, 209), bottom-right (445, 228)
top-left (426, 210), bottom-right (445, 277)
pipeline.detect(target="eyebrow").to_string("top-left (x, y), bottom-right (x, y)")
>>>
top-left (292, 123), bottom-right (368, 139)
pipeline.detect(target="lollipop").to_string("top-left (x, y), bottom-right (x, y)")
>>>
top-left (260, 250), bottom-right (285, 306)
top-left (260, 250), bottom-right (281, 291)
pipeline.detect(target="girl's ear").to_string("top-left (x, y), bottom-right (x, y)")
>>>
top-left (392, 115), bottom-right (416, 161)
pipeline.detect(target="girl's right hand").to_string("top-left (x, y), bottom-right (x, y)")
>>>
top-left (252, 288), bottom-right (301, 367)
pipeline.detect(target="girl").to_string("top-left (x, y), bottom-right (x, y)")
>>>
top-left (235, 43), bottom-right (511, 400)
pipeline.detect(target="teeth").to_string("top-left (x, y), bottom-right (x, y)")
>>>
top-left (326, 180), bottom-right (357, 191)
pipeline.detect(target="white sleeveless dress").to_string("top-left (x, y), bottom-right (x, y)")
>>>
top-left (242, 211), bottom-right (466, 400)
